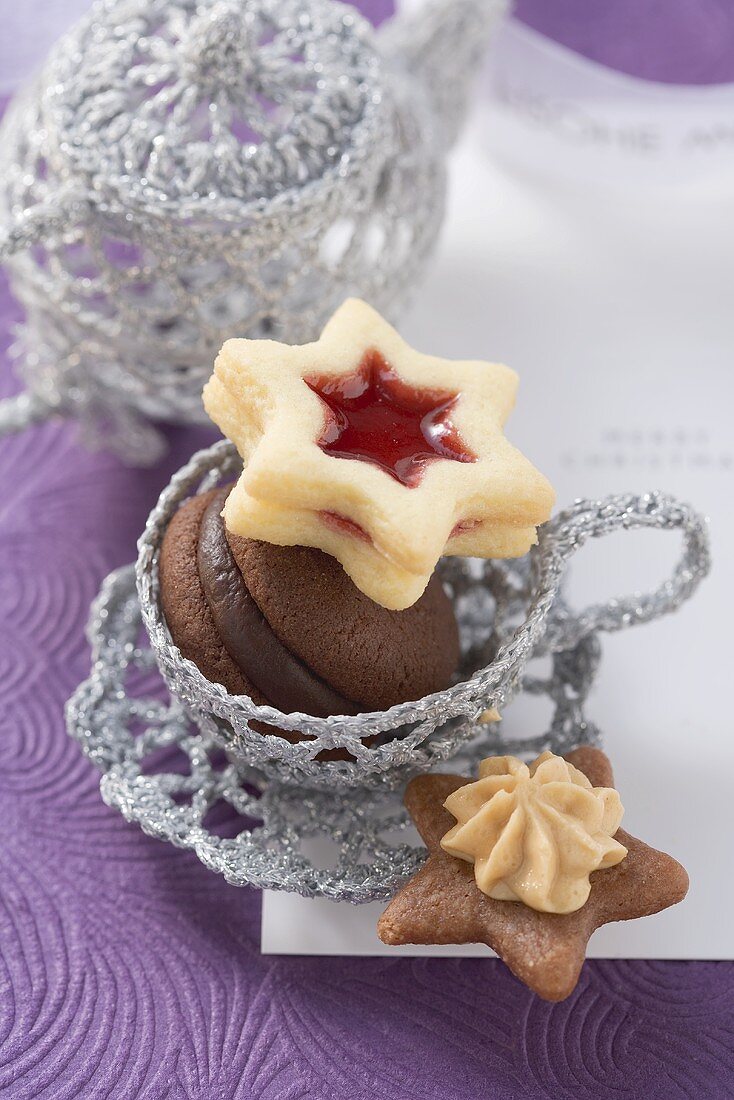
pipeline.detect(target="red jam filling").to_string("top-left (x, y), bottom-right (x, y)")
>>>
top-left (450, 518), bottom-right (482, 539)
top-left (305, 349), bottom-right (475, 488)
top-left (318, 510), bottom-right (371, 543)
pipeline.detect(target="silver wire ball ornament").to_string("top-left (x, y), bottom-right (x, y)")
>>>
top-left (0, 0), bottom-right (508, 463)
top-left (65, 441), bottom-right (710, 900)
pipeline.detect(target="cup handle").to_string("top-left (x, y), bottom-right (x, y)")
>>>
top-left (0, 187), bottom-right (89, 437)
top-left (535, 491), bottom-right (711, 653)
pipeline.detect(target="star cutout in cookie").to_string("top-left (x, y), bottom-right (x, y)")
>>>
top-left (203, 298), bottom-right (554, 609)
top-left (377, 747), bottom-right (689, 1001)
top-left (305, 348), bottom-right (475, 488)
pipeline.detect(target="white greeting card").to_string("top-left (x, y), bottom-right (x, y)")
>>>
top-left (262, 101), bottom-right (733, 959)
top-left (482, 18), bottom-right (734, 187)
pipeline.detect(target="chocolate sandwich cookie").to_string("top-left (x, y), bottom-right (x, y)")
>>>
top-left (159, 487), bottom-right (460, 726)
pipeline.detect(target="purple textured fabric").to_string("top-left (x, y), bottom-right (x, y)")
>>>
top-left (1, 34), bottom-right (734, 1099)
top-left (354, 0), bottom-right (393, 24)
top-left (514, 0), bottom-right (734, 85)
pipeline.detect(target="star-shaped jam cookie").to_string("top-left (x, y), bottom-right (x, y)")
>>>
top-left (203, 298), bottom-right (554, 609)
top-left (377, 747), bottom-right (689, 1001)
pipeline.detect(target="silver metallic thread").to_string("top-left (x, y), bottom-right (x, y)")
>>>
top-left (65, 441), bottom-right (711, 903)
top-left (0, 0), bottom-right (507, 462)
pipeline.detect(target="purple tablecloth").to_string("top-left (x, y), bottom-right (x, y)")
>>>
top-left (515, 0), bottom-right (734, 84)
top-left (1, 4), bottom-right (733, 1097)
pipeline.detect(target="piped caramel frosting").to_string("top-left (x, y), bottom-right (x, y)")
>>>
top-left (440, 752), bottom-right (627, 914)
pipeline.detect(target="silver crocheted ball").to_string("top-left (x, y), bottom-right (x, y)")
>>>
top-left (0, 0), bottom-right (507, 461)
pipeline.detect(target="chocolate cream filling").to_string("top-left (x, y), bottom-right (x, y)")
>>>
top-left (196, 490), bottom-right (360, 717)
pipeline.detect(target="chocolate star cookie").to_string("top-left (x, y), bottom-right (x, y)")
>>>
top-left (377, 747), bottom-right (688, 1001)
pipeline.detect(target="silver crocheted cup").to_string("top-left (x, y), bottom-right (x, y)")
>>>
top-left (135, 440), bottom-right (710, 791)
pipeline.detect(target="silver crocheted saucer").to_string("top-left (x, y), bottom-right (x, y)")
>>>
top-left (66, 442), bottom-right (710, 901)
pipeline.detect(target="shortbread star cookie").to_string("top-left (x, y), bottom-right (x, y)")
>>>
top-left (203, 298), bottom-right (554, 609)
top-left (377, 747), bottom-right (689, 1001)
